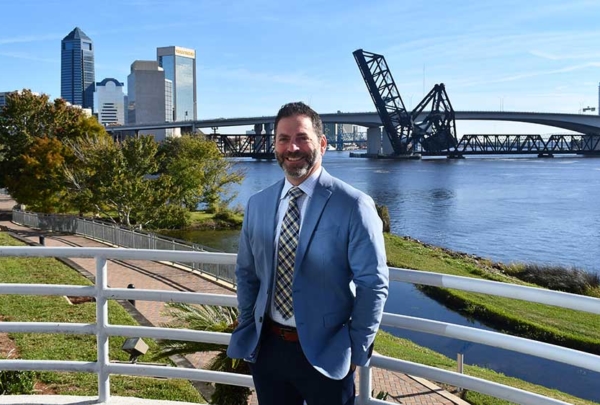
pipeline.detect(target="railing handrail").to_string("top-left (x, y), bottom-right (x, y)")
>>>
top-left (0, 247), bottom-right (597, 405)
top-left (10, 209), bottom-right (236, 285)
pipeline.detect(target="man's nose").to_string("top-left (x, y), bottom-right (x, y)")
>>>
top-left (287, 141), bottom-right (300, 151)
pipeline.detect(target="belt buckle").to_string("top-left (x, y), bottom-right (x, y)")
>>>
top-left (276, 325), bottom-right (295, 340)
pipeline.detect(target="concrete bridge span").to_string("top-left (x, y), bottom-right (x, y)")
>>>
top-left (106, 111), bottom-right (600, 135)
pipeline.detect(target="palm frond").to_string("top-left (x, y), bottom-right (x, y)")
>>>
top-left (157, 302), bottom-right (251, 405)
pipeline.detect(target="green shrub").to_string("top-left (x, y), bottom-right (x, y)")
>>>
top-left (0, 369), bottom-right (35, 395)
top-left (515, 264), bottom-right (600, 294)
top-left (148, 205), bottom-right (191, 230)
top-left (376, 204), bottom-right (391, 233)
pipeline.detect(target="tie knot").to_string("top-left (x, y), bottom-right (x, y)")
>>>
top-left (288, 187), bottom-right (304, 200)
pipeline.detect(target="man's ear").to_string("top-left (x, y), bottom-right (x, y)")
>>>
top-left (320, 134), bottom-right (327, 153)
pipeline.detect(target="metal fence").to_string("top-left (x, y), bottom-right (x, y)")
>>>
top-left (0, 246), bottom-right (597, 405)
top-left (11, 210), bottom-right (237, 285)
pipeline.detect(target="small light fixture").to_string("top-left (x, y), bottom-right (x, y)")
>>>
top-left (121, 337), bottom-right (149, 363)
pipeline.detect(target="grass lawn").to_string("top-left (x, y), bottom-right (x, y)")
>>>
top-left (187, 210), bottom-right (243, 230)
top-left (0, 232), bottom-right (205, 403)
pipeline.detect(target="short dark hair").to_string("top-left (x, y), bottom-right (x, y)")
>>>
top-left (274, 102), bottom-right (323, 136)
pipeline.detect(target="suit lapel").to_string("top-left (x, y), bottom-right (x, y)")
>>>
top-left (295, 170), bottom-right (333, 270)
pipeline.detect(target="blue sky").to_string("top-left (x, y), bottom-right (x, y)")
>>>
top-left (2, 0), bottom-right (600, 135)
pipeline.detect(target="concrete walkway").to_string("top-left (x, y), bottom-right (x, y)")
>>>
top-left (0, 194), bottom-right (469, 405)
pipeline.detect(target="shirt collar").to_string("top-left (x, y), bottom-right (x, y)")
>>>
top-left (280, 166), bottom-right (323, 200)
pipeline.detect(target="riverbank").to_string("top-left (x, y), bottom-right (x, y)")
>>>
top-left (384, 233), bottom-right (600, 355)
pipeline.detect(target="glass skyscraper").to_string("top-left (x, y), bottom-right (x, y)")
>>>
top-left (157, 46), bottom-right (196, 121)
top-left (61, 27), bottom-right (95, 110)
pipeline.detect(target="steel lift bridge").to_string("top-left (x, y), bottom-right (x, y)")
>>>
top-left (353, 49), bottom-right (459, 156)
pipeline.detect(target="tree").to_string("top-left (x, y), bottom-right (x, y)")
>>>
top-left (157, 135), bottom-right (244, 213)
top-left (5, 137), bottom-right (69, 213)
top-left (64, 135), bottom-right (189, 228)
top-left (156, 303), bottom-right (251, 405)
top-left (0, 89), bottom-right (107, 208)
top-left (62, 134), bottom-right (112, 215)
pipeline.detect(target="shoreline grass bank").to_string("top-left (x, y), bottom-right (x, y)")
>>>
top-left (384, 233), bottom-right (600, 356)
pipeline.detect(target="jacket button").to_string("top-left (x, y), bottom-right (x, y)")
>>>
top-left (259, 317), bottom-right (263, 323)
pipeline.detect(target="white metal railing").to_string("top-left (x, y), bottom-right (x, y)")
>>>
top-left (11, 209), bottom-right (236, 284)
top-left (0, 247), bottom-right (598, 405)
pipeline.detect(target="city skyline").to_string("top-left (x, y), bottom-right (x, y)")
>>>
top-left (2, 1), bottom-right (600, 135)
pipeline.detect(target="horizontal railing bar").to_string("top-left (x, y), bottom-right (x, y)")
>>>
top-left (106, 363), bottom-right (254, 388)
top-left (382, 313), bottom-right (600, 373)
top-left (370, 355), bottom-right (571, 405)
top-left (106, 325), bottom-right (231, 345)
top-left (0, 360), bottom-right (97, 373)
top-left (0, 322), bottom-right (95, 335)
top-left (0, 284), bottom-right (96, 297)
top-left (391, 268), bottom-right (600, 315)
top-left (0, 247), bottom-right (237, 265)
top-left (105, 289), bottom-right (238, 307)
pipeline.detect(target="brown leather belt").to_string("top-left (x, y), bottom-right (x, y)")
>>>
top-left (267, 320), bottom-right (299, 342)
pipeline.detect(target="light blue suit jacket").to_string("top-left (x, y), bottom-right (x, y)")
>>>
top-left (227, 169), bottom-right (389, 379)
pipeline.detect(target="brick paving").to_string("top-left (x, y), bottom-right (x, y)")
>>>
top-left (0, 194), bottom-right (468, 405)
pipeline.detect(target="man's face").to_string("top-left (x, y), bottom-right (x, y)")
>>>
top-left (274, 114), bottom-right (327, 185)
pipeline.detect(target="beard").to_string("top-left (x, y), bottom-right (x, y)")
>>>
top-left (275, 148), bottom-right (319, 180)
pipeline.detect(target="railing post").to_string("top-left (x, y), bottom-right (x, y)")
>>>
top-left (358, 366), bottom-right (372, 405)
top-left (96, 256), bottom-right (110, 403)
top-left (457, 352), bottom-right (464, 395)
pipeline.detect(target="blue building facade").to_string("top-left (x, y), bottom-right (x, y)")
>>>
top-left (157, 46), bottom-right (196, 121)
top-left (61, 27), bottom-right (95, 110)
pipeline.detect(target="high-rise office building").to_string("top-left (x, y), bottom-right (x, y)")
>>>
top-left (127, 61), bottom-right (174, 141)
top-left (0, 91), bottom-right (13, 110)
top-left (157, 46), bottom-right (197, 121)
top-left (94, 78), bottom-right (126, 126)
top-left (61, 27), bottom-right (95, 110)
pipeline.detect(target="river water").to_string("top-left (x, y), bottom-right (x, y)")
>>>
top-left (168, 151), bottom-right (600, 402)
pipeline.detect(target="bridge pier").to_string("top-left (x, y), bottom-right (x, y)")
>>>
top-left (264, 123), bottom-right (273, 156)
top-left (253, 124), bottom-right (264, 154)
top-left (447, 152), bottom-right (465, 159)
top-left (382, 129), bottom-right (395, 155)
top-left (366, 127), bottom-right (382, 156)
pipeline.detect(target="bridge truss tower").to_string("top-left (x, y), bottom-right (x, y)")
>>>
top-left (353, 49), bottom-right (458, 155)
top-left (411, 83), bottom-right (458, 153)
top-left (353, 49), bottom-right (412, 155)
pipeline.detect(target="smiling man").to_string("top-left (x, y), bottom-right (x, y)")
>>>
top-left (227, 102), bottom-right (389, 405)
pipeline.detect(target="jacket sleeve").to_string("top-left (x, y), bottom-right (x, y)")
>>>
top-left (347, 194), bottom-right (389, 366)
top-left (234, 200), bottom-right (260, 325)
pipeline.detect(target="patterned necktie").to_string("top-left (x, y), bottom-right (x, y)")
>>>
top-left (274, 187), bottom-right (304, 320)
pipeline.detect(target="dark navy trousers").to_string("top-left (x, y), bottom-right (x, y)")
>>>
top-left (249, 330), bottom-right (356, 405)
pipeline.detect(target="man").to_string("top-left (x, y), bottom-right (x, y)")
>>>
top-left (227, 102), bottom-right (389, 405)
